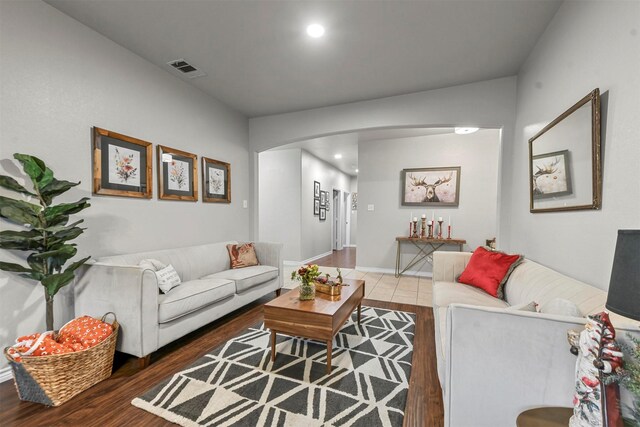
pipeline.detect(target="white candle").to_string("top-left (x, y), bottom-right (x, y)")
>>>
top-left (421, 213), bottom-right (426, 219)
top-left (438, 216), bottom-right (443, 222)
top-left (413, 217), bottom-right (417, 222)
top-left (428, 220), bottom-right (432, 225)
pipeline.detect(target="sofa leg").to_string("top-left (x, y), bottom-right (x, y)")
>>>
top-left (275, 289), bottom-right (281, 297)
top-left (137, 355), bottom-right (151, 369)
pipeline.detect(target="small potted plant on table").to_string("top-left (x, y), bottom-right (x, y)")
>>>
top-left (291, 264), bottom-right (321, 300)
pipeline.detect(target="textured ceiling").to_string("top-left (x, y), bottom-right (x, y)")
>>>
top-left (46, 0), bottom-right (561, 117)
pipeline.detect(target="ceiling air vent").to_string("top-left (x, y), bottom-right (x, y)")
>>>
top-left (167, 58), bottom-right (206, 79)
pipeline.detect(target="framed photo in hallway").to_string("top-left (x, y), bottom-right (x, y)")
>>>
top-left (202, 156), bottom-right (231, 203)
top-left (319, 207), bottom-right (326, 221)
top-left (314, 198), bottom-right (320, 215)
top-left (92, 127), bottom-right (153, 199)
top-left (157, 145), bottom-right (198, 201)
top-left (401, 166), bottom-right (461, 206)
top-left (314, 181), bottom-right (320, 199)
top-left (320, 190), bottom-right (327, 207)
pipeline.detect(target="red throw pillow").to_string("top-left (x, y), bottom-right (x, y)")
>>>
top-left (457, 247), bottom-right (523, 299)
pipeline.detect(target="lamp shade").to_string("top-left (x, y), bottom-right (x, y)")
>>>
top-left (606, 230), bottom-right (640, 321)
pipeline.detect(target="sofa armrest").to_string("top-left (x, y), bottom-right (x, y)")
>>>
top-left (74, 262), bottom-right (159, 358)
top-left (433, 251), bottom-right (472, 282)
top-left (251, 241), bottom-right (283, 288)
top-left (443, 304), bottom-right (640, 427)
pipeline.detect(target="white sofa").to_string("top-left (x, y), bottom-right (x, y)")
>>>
top-left (432, 251), bottom-right (638, 427)
top-left (74, 241), bottom-right (282, 360)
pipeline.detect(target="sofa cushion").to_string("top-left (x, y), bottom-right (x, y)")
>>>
top-left (204, 265), bottom-right (278, 293)
top-left (158, 278), bottom-right (235, 323)
top-left (433, 281), bottom-right (510, 310)
top-left (457, 247), bottom-right (523, 299)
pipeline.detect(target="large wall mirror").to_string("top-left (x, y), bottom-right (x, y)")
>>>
top-left (529, 88), bottom-right (601, 213)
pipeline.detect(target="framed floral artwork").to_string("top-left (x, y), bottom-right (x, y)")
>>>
top-left (202, 156), bottom-right (230, 203)
top-left (157, 145), bottom-right (198, 201)
top-left (92, 127), bottom-right (153, 198)
top-left (401, 166), bottom-right (461, 206)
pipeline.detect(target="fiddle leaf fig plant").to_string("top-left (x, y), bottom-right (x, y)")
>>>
top-left (0, 154), bottom-right (91, 331)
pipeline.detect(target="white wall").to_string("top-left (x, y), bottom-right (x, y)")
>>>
top-left (300, 151), bottom-right (351, 261)
top-left (357, 130), bottom-right (501, 274)
top-left (504, 1), bottom-right (640, 289)
top-left (0, 0), bottom-right (249, 367)
top-left (249, 77), bottom-right (517, 246)
top-left (349, 179), bottom-right (358, 246)
top-left (258, 149), bottom-right (301, 260)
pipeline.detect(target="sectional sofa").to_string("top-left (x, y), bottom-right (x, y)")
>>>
top-left (432, 251), bottom-right (638, 427)
top-left (74, 241), bottom-right (282, 361)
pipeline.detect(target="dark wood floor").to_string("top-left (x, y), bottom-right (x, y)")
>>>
top-left (0, 292), bottom-right (443, 427)
top-left (313, 247), bottom-right (356, 268)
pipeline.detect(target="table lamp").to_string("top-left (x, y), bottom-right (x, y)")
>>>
top-left (605, 230), bottom-right (640, 321)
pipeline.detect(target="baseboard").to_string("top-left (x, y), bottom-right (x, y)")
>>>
top-left (283, 251), bottom-right (333, 267)
top-left (355, 265), bottom-right (433, 278)
top-left (345, 244), bottom-right (357, 248)
top-left (0, 366), bottom-right (12, 383)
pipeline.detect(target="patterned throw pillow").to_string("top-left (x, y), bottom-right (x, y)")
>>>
top-left (457, 246), bottom-right (524, 299)
top-left (227, 243), bottom-right (259, 269)
top-left (156, 264), bottom-right (182, 293)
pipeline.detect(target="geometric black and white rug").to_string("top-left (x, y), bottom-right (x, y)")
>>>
top-left (132, 306), bottom-right (415, 426)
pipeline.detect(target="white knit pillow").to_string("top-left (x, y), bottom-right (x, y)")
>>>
top-left (139, 258), bottom-right (166, 271)
top-left (506, 301), bottom-right (538, 312)
top-left (155, 264), bottom-right (181, 293)
top-left (539, 298), bottom-right (583, 318)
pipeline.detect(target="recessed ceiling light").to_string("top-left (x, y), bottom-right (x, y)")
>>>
top-left (355, 169), bottom-right (359, 173)
top-left (306, 23), bottom-right (325, 38)
top-left (454, 127), bottom-right (479, 135)
top-left (334, 153), bottom-right (342, 159)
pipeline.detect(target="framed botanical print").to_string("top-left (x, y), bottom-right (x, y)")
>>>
top-left (314, 198), bottom-right (320, 215)
top-left (401, 166), bottom-right (461, 206)
top-left (314, 181), bottom-right (320, 199)
top-left (320, 190), bottom-right (327, 207)
top-left (319, 207), bottom-right (326, 221)
top-left (92, 127), bottom-right (152, 198)
top-left (202, 157), bottom-right (230, 203)
top-left (157, 145), bottom-right (198, 201)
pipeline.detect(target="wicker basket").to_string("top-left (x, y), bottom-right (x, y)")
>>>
top-left (3, 313), bottom-right (119, 407)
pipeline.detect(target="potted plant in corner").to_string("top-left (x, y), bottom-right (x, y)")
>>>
top-left (0, 153), bottom-right (91, 331)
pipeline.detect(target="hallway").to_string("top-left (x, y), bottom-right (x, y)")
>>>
top-left (313, 247), bottom-right (356, 268)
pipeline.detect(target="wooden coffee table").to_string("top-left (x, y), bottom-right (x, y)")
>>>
top-left (264, 278), bottom-right (365, 374)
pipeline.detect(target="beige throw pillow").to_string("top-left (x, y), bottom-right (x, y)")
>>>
top-left (227, 243), bottom-right (259, 269)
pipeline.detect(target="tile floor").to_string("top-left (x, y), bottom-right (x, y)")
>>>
top-left (283, 266), bottom-right (433, 307)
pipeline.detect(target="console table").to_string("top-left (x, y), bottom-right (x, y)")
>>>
top-left (395, 237), bottom-right (466, 277)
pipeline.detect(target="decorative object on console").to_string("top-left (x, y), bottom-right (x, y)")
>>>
top-left (92, 127), bottom-right (153, 198)
top-left (157, 145), bottom-right (198, 201)
top-left (568, 312), bottom-right (624, 427)
top-left (202, 156), bottom-right (230, 203)
top-left (427, 221), bottom-right (434, 239)
top-left (456, 247), bottom-right (524, 299)
top-left (421, 216), bottom-right (426, 238)
top-left (291, 264), bottom-right (320, 301)
top-left (437, 218), bottom-right (444, 239)
top-left (401, 166), bottom-right (461, 206)
top-left (0, 153), bottom-right (91, 331)
top-left (227, 242), bottom-right (259, 269)
top-left (606, 230), bottom-right (640, 322)
top-left (529, 88), bottom-right (601, 213)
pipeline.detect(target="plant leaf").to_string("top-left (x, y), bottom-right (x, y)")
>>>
top-left (14, 154), bottom-right (46, 182)
top-left (41, 270), bottom-right (75, 296)
top-left (26, 253), bottom-right (47, 274)
top-left (0, 197), bottom-right (42, 227)
top-left (50, 226), bottom-right (84, 243)
top-left (37, 168), bottom-right (54, 190)
top-left (0, 229), bottom-right (43, 250)
top-left (43, 198), bottom-right (90, 222)
top-left (45, 219), bottom-right (84, 233)
top-left (64, 256), bottom-right (91, 274)
top-left (40, 178), bottom-right (80, 203)
top-left (0, 175), bottom-right (35, 197)
top-left (0, 261), bottom-right (34, 273)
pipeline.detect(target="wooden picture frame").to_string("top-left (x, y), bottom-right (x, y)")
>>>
top-left (92, 127), bottom-right (152, 198)
top-left (202, 157), bottom-right (230, 203)
top-left (314, 198), bottom-right (320, 216)
top-left (314, 181), bottom-right (320, 199)
top-left (157, 145), bottom-right (198, 201)
top-left (319, 207), bottom-right (327, 221)
top-left (320, 190), bottom-right (327, 207)
top-left (401, 166), bottom-right (461, 206)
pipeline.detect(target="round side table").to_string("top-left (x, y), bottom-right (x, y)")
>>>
top-left (516, 407), bottom-right (573, 427)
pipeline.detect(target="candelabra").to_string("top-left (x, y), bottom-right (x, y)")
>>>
top-left (421, 218), bottom-right (426, 238)
top-left (447, 224), bottom-right (452, 239)
top-left (411, 220), bottom-right (419, 238)
top-left (427, 222), bottom-right (434, 239)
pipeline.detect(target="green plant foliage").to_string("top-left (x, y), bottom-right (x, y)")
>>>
top-left (608, 334), bottom-right (640, 425)
top-left (0, 153), bottom-right (91, 330)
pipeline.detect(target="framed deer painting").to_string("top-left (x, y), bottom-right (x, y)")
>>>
top-left (401, 166), bottom-right (461, 206)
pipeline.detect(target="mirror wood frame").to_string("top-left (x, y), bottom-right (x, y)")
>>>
top-left (528, 88), bottom-right (601, 213)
